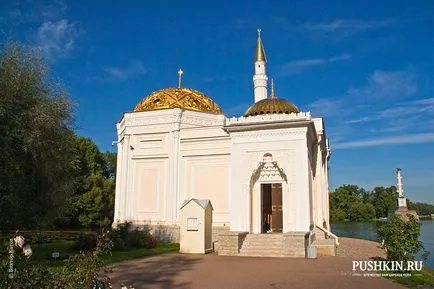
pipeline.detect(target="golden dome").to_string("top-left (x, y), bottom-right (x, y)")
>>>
top-left (133, 87), bottom-right (224, 114)
top-left (245, 79), bottom-right (299, 117)
top-left (244, 97), bottom-right (299, 117)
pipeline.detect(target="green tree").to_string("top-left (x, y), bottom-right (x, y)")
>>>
top-left (347, 202), bottom-right (376, 221)
top-left (75, 172), bottom-right (115, 228)
top-left (103, 151), bottom-right (117, 179)
top-left (71, 136), bottom-right (106, 186)
top-left (408, 201), bottom-right (434, 216)
top-left (372, 186), bottom-right (397, 218)
top-left (330, 207), bottom-right (347, 222)
top-left (329, 184), bottom-right (369, 221)
top-left (0, 43), bottom-right (75, 230)
top-left (378, 215), bottom-right (428, 263)
top-left (68, 137), bottom-right (116, 228)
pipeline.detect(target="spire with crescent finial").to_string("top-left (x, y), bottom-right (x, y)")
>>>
top-left (253, 29), bottom-right (268, 103)
top-left (255, 29), bottom-right (267, 63)
top-left (271, 78), bottom-right (276, 98)
top-left (178, 69), bottom-right (183, 88)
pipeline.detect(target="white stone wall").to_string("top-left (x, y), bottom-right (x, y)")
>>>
top-left (227, 123), bottom-right (314, 233)
top-left (114, 109), bottom-right (230, 227)
top-left (114, 109), bottom-right (331, 238)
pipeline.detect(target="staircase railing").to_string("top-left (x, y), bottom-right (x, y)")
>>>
top-left (316, 225), bottom-right (339, 247)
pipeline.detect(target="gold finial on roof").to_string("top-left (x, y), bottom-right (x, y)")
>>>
top-left (255, 28), bottom-right (267, 63)
top-left (178, 69), bottom-right (183, 88)
top-left (271, 78), bottom-right (276, 98)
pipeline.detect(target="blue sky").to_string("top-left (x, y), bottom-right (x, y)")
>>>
top-left (1, 0), bottom-right (433, 203)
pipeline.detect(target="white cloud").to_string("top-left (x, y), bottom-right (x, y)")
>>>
top-left (326, 124), bottom-right (354, 143)
top-left (345, 97), bottom-right (434, 124)
top-left (333, 133), bottom-right (434, 149)
top-left (406, 98), bottom-right (434, 105)
top-left (304, 19), bottom-right (394, 33)
top-left (329, 53), bottom-right (352, 62)
top-left (345, 116), bottom-right (373, 124)
top-left (379, 104), bottom-right (433, 118)
top-left (42, 0), bottom-right (68, 20)
top-left (308, 97), bottom-right (346, 117)
top-left (346, 70), bottom-right (418, 102)
top-left (309, 70), bottom-right (418, 120)
top-left (3, 0), bottom-right (67, 25)
top-left (8, 9), bottom-right (23, 19)
top-left (291, 19), bottom-right (395, 41)
top-left (103, 60), bottom-right (146, 81)
top-left (36, 19), bottom-right (77, 59)
top-left (282, 59), bottom-right (325, 74)
top-left (282, 53), bottom-right (351, 75)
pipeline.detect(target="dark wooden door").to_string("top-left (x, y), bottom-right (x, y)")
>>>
top-left (271, 184), bottom-right (283, 232)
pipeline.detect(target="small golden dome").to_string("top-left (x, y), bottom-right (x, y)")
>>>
top-left (134, 87), bottom-right (224, 114)
top-left (244, 97), bottom-right (300, 117)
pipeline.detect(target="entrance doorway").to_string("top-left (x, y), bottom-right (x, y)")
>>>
top-left (261, 183), bottom-right (283, 233)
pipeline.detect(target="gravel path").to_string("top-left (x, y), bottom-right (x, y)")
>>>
top-left (336, 237), bottom-right (386, 260)
top-left (104, 237), bottom-right (405, 289)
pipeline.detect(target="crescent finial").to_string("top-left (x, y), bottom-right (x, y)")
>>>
top-left (178, 68), bottom-right (183, 88)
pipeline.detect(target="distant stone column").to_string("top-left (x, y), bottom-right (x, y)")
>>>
top-left (396, 168), bottom-right (407, 209)
top-left (394, 168), bottom-right (419, 221)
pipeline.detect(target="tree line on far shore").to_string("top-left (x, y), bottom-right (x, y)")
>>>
top-left (330, 184), bottom-right (434, 222)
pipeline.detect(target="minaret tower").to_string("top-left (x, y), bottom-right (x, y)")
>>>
top-left (396, 168), bottom-right (407, 209)
top-left (253, 29), bottom-right (268, 103)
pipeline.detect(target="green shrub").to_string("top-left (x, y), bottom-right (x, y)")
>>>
top-left (73, 233), bottom-right (98, 251)
top-left (0, 232), bottom-right (113, 288)
top-left (378, 215), bottom-right (429, 263)
top-left (126, 228), bottom-right (156, 249)
top-left (108, 229), bottom-right (126, 250)
top-left (109, 222), bottom-right (156, 250)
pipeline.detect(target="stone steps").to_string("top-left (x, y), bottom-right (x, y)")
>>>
top-left (239, 249), bottom-right (284, 254)
top-left (313, 239), bottom-right (336, 256)
top-left (241, 245), bottom-right (283, 249)
top-left (238, 252), bottom-right (286, 258)
top-left (239, 234), bottom-right (285, 257)
top-left (242, 233), bottom-right (283, 238)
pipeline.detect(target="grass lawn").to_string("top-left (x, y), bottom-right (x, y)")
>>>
top-left (29, 240), bottom-right (77, 268)
top-left (21, 240), bottom-right (179, 268)
top-left (377, 267), bottom-right (434, 288)
top-left (387, 267), bottom-right (434, 288)
top-left (2, 229), bottom-right (179, 271)
top-left (103, 243), bottom-right (179, 264)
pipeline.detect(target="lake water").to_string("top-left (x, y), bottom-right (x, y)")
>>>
top-left (331, 220), bottom-right (434, 268)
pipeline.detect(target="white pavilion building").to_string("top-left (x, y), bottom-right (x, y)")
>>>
top-left (113, 30), bottom-right (337, 257)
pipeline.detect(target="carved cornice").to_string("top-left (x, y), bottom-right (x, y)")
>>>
top-left (119, 109), bottom-right (225, 129)
top-left (181, 113), bottom-right (225, 127)
top-left (225, 111), bottom-right (311, 126)
top-left (231, 128), bottom-right (308, 140)
top-left (123, 114), bottom-right (174, 127)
